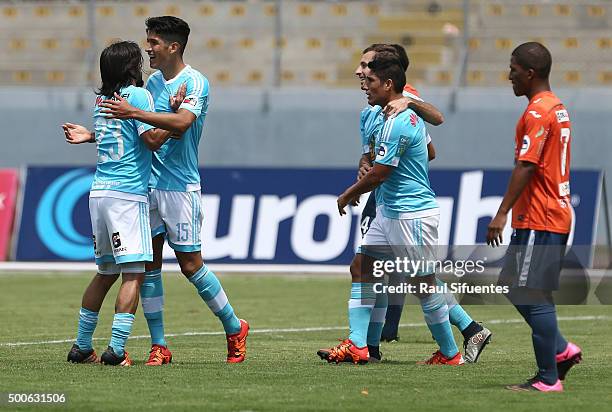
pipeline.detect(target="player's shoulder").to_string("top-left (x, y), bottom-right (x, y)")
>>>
top-left (145, 70), bottom-right (163, 87)
top-left (124, 85), bottom-right (151, 100)
top-left (360, 105), bottom-right (382, 121)
top-left (402, 84), bottom-right (423, 102)
top-left (394, 108), bottom-right (422, 130)
top-left (182, 66), bottom-right (209, 89)
top-left (525, 91), bottom-right (564, 119)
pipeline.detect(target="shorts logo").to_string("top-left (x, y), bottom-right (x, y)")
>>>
top-left (559, 181), bottom-right (570, 197)
top-left (112, 232), bottom-right (121, 248)
top-left (520, 135), bottom-right (530, 156)
top-left (556, 109), bottom-right (570, 123)
top-left (92, 235), bottom-right (97, 252)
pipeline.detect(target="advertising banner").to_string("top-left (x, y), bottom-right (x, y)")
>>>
top-left (0, 169), bottom-right (19, 261)
top-left (15, 167), bottom-right (602, 267)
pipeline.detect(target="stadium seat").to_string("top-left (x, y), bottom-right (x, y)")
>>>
top-left (216, 71), bottom-right (230, 83)
top-left (2, 6), bottom-right (17, 18)
top-left (34, 6), bottom-right (51, 18)
top-left (468, 38), bottom-right (480, 50)
top-left (435, 71), bottom-right (452, 85)
top-left (312, 71), bottom-right (328, 82)
top-left (282, 70), bottom-right (295, 82)
top-left (98, 6), bottom-right (115, 18)
top-left (599, 71), bottom-right (612, 84)
top-left (68, 6), bottom-right (83, 18)
top-left (73, 38), bottom-right (91, 49)
top-left (495, 38), bottom-right (512, 50)
top-left (364, 4), bottom-right (379, 17)
top-left (331, 4), bottom-right (347, 17)
top-left (598, 38), bottom-right (612, 49)
top-left (298, 4), bottom-right (313, 16)
top-left (489, 4), bottom-right (503, 16)
top-left (13, 71), bottom-right (31, 83)
top-left (231, 5), bottom-right (246, 17)
top-left (467, 70), bottom-right (483, 85)
top-left (9, 39), bottom-right (25, 51)
top-left (46, 71), bottom-right (65, 83)
top-left (166, 5), bottom-right (180, 16)
top-left (306, 38), bottom-right (322, 49)
top-left (247, 70), bottom-right (263, 84)
top-left (337, 37), bottom-right (353, 49)
top-left (564, 37), bottom-right (579, 49)
top-left (264, 4), bottom-right (276, 17)
top-left (206, 38), bottom-right (223, 49)
top-left (587, 6), bottom-right (605, 18)
top-left (200, 5), bottom-right (214, 16)
top-left (41, 38), bottom-right (59, 50)
top-left (522, 5), bottom-right (540, 17)
top-left (240, 38), bottom-right (255, 49)
top-left (134, 5), bottom-right (148, 17)
top-left (555, 4), bottom-right (572, 17)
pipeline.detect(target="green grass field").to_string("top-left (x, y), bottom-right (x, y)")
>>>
top-left (1, 272), bottom-right (611, 411)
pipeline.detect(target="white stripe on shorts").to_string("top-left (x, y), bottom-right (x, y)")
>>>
top-left (518, 230), bottom-right (536, 287)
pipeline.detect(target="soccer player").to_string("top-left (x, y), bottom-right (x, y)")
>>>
top-left (355, 44), bottom-right (491, 363)
top-left (487, 42), bottom-right (582, 391)
top-left (319, 52), bottom-right (463, 365)
top-left (64, 41), bottom-right (175, 366)
top-left (73, 16), bottom-right (249, 365)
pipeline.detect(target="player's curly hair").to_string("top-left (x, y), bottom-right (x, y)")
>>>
top-left (146, 16), bottom-right (190, 56)
top-left (367, 51), bottom-right (406, 93)
top-left (97, 41), bottom-right (143, 98)
top-left (512, 42), bottom-right (552, 79)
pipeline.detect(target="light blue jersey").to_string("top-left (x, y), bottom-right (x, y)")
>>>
top-left (146, 65), bottom-right (209, 192)
top-left (374, 109), bottom-right (438, 219)
top-left (91, 85), bottom-right (155, 199)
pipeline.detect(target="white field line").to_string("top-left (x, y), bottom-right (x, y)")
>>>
top-left (1, 315), bottom-right (609, 348)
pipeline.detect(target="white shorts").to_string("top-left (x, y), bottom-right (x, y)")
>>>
top-left (89, 196), bottom-right (153, 266)
top-left (149, 189), bottom-right (203, 252)
top-left (361, 208), bottom-right (439, 276)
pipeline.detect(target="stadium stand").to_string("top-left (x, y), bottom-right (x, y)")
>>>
top-left (0, 0), bottom-right (611, 87)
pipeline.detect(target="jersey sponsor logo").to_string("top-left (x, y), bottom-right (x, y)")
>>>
top-left (556, 109), bottom-right (570, 123)
top-left (183, 96), bottom-right (198, 106)
top-left (559, 181), bottom-right (570, 197)
top-left (409, 113), bottom-right (418, 127)
top-left (520, 135), bottom-right (530, 156)
top-left (528, 110), bottom-right (542, 119)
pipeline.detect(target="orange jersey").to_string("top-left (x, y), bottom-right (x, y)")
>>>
top-left (512, 90), bottom-right (572, 234)
top-left (404, 84), bottom-right (420, 99)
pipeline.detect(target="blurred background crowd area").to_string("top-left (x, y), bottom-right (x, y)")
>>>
top-left (2, 0), bottom-right (612, 89)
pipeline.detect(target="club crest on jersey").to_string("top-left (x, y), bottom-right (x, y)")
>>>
top-left (520, 135), bottom-right (530, 156)
top-left (112, 232), bottom-right (121, 248)
top-left (528, 110), bottom-right (542, 119)
top-left (556, 109), bottom-right (569, 123)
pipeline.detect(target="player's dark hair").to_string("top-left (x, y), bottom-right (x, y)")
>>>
top-left (146, 16), bottom-right (190, 56)
top-left (367, 51), bottom-right (406, 93)
top-left (511, 42), bottom-right (552, 79)
top-left (97, 41), bottom-right (143, 98)
top-left (363, 43), bottom-right (409, 71)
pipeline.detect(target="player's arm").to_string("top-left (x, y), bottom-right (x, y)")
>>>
top-left (383, 97), bottom-right (444, 126)
top-left (63, 123), bottom-right (95, 144)
top-left (338, 163), bottom-right (393, 215)
top-left (486, 161), bottom-right (536, 246)
top-left (140, 129), bottom-right (174, 151)
top-left (101, 93), bottom-right (195, 135)
top-left (427, 142), bottom-right (436, 161)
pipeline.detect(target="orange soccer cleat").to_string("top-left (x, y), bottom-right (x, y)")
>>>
top-left (417, 350), bottom-right (465, 365)
top-left (226, 319), bottom-right (249, 363)
top-left (145, 344), bottom-right (173, 366)
top-left (317, 339), bottom-right (369, 364)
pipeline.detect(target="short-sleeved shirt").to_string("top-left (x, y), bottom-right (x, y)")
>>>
top-left (90, 85), bottom-right (155, 201)
top-left (374, 109), bottom-right (438, 219)
top-left (359, 85), bottom-right (432, 207)
top-left (146, 65), bottom-right (209, 192)
top-left (512, 90), bottom-right (572, 234)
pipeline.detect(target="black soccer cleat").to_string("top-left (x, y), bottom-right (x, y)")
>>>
top-left (67, 344), bottom-right (98, 363)
top-left (100, 346), bottom-right (133, 366)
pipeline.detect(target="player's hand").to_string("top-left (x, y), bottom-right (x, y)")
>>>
top-left (357, 162), bottom-right (371, 180)
top-left (383, 96), bottom-right (411, 119)
top-left (169, 83), bottom-right (186, 112)
top-left (100, 92), bottom-right (137, 119)
top-left (349, 196), bottom-right (360, 207)
top-left (337, 194), bottom-right (350, 216)
top-left (486, 212), bottom-right (507, 247)
top-left (63, 123), bottom-right (92, 144)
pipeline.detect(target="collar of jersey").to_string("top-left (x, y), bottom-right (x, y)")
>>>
top-left (164, 64), bottom-right (191, 85)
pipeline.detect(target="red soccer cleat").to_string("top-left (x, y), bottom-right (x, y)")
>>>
top-left (317, 339), bottom-right (369, 364)
top-left (417, 350), bottom-right (465, 365)
top-left (145, 344), bottom-right (173, 366)
top-left (226, 319), bottom-right (249, 363)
